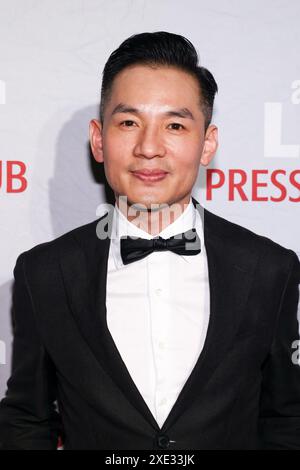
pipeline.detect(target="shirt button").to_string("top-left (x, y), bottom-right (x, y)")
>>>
top-left (158, 341), bottom-right (165, 350)
top-left (159, 397), bottom-right (167, 406)
top-left (155, 288), bottom-right (162, 296)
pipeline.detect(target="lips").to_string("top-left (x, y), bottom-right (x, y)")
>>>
top-left (131, 169), bottom-right (169, 182)
top-left (131, 169), bottom-right (168, 176)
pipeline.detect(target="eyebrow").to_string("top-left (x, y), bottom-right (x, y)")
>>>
top-left (111, 103), bottom-right (195, 120)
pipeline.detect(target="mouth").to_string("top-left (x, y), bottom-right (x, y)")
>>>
top-left (130, 169), bottom-right (169, 182)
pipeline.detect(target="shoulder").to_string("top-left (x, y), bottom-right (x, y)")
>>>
top-left (14, 216), bottom-right (103, 272)
top-left (203, 206), bottom-right (300, 280)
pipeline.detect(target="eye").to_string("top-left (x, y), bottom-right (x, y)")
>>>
top-left (120, 120), bottom-right (136, 127)
top-left (168, 123), bottom-right (185, 130)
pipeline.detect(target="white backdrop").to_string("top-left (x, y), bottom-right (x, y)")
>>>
top-left (1, 0), bottom-right (300, 400)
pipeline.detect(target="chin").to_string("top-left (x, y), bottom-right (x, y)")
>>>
top-left (122, 198), bottom-right (164, 213)
top-left (116, 187), bottom-right (176, 208)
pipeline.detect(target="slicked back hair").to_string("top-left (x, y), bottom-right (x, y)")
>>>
top-left (100, 31), bottom-right (218, 132)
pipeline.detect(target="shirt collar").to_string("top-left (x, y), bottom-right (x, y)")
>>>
top-left (110, 196), bottom-right (204, 269)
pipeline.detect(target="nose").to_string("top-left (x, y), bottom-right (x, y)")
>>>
top-left (133, 125), bottom-right (166, 159)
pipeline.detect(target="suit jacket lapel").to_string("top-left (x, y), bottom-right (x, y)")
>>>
top-left (160, 199), bottom-right (259, 431)
top-left (59, 208), bottom-right (161, 431)
top-left (59, 200), bottom-right (259, 433)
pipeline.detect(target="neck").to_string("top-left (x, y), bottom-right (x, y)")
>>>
top-left (115, 195), bottom-right (192, 236)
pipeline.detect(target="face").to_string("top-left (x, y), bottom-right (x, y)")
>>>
top-left (89, 64), bottom-right (218, 211)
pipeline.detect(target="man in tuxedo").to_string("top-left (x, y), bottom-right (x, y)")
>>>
top-left (0, 31), bottom-right (300, 450)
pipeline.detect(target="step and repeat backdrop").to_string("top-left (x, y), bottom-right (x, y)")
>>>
top-left (0, 0), bottom-right (300, 400)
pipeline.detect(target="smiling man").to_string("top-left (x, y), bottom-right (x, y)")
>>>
top-left (89, 60), bottom-right (218, 234)
top-left (0, 31), bottom-right (300, 450)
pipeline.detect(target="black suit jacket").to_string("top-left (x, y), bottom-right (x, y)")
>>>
top-left (1, 198), bottom-right (300, 450)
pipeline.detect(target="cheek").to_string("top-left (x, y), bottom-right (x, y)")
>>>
top-left (173, 144), bottom-right (202, 172)
top-left (103, 140), bottom-right (128, 170)
top-left (104, 127), bottom-right (134, 149)
top-left (169, 136), bottom-right (202, 158)
top-left (103, 127), bottom-right (136, 158)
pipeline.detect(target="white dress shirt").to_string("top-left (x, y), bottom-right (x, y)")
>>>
top-left (106, 197), bottom-right (210, 429)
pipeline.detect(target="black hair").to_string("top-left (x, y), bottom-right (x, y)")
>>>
top-left (100, 31), bottom-right (218, 131)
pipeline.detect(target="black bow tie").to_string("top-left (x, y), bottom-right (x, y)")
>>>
top-left (120, 228), bottom-right (201, 265)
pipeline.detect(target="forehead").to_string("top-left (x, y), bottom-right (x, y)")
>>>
top-left (108, 64), bottom-right (201, 108)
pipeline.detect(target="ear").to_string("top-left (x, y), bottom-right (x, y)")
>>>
top-left (200, 124), bottom-right (218, 166)
top-left (89, 119), bottom-right (104, 163)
